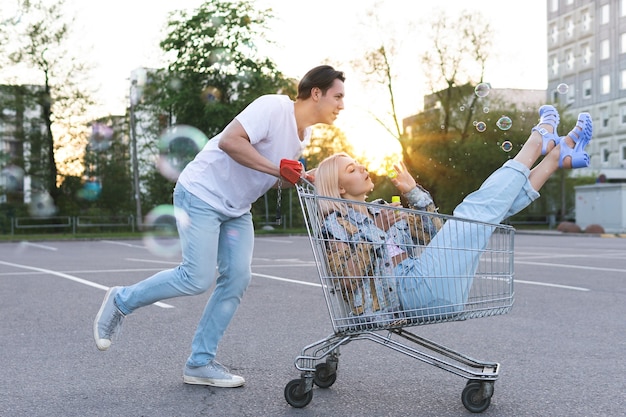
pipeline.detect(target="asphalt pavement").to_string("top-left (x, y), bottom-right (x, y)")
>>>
top-left (0, 233), bottom-right (625, 417)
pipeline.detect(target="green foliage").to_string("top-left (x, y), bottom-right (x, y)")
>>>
top-left (57, 117), bottom-right (134, 216)
top-left (153, 0), bottom-right (295, 136)
top-left (400, 100), bottom-right (537, 214)
top-left (3, 0), bottom-right (95, 205)
top-left (136, 0), bottom-right (297, 211)
top-left (142, 169), bottom-right (175, 211)
top-left (302, 125), bottom-right (355, 170)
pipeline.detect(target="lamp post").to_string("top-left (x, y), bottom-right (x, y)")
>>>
top-left (129, 77), bottom-right (142, 229)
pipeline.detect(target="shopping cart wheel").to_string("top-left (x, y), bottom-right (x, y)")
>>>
top-left (284, 379), bottom-right (313, 408)
top-left (461, 381), bottom-right (493, 413)
top-left (313, 363), bottom-right (337, 388)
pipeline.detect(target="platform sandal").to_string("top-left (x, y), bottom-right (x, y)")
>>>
top-left (559, 112), bottom-right (593, 169)
top-left (532, 105), bottom-right (561, 155)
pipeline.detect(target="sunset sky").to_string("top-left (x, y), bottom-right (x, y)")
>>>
top-left (3, 0), bottom-right (549, 170)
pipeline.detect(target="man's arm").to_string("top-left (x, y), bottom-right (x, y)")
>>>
top-left (218, 119), bottom-right (280, 178)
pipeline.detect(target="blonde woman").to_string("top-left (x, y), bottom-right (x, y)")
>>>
top-left (314, 106), bottom-right (592, 319)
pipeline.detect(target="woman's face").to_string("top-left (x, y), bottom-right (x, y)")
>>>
top-left (336, 156), bottom-right (373, 201)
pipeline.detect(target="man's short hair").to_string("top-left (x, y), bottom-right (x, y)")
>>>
top-left (297, 65), bottom-right (345, 100)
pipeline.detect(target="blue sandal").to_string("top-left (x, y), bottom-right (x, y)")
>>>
top-left (559, 112), bottom-right (593, 168)
top-left (532, 105), bottom-right (561, 155)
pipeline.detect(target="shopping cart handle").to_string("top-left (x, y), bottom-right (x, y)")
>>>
top-left (299, 177), bottom-right (314, 187)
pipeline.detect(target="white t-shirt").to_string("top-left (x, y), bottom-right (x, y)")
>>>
top-left (177, 95), bottom-right (310, 217)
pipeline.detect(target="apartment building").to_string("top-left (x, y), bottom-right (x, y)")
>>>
top-left (0, 84), bottom-right (45, 205)
top-left (548, 0), bottom-right (626, 232)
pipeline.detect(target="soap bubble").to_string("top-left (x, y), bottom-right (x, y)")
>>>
top-left (556, 83), bottom-right (569, 94)
top-left (28, 191), bottom-right (57, 217)
top-left (474, 121), bottom-right (487, 132)
top-left (0, 165), bottom-right (25, 192)
top-left (157, 125), bottom-right (209, 182)
top-left (88, 123), bottom-right (114, 152)
top-left (501, 141), bottom-right (513, 152)
top-left (496, 116), bottom-right (512, 131)
top-left (474, 83), bottom-right (491, 98)
top-left (77, 179), bottom-right (102, 201)
top-left (201, 86), bottom-right (222, 104)
top-left (142, 205), bottom-right (190, 258)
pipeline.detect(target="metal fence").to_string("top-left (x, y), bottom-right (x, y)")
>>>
top-left (10, 215), bottom-right (136, 235)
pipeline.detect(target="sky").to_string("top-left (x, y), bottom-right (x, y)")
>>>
top-left (3, 0), bottom-right (548, 168)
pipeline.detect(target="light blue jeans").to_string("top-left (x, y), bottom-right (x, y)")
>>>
top-left (115, 183), bottom-right (254, 367)
top-left (396, 159), bottom-right (538, 317)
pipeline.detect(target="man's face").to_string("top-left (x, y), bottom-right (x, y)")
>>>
top-left (317, 79), bottom-right (345, 124)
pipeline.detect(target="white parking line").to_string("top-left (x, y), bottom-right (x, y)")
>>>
top-left (0, 260), bottom-right (174, 309)
top-left (515, 279), bottom-right (589, 291)
top-left (516, 260), bottom-right (626, 274)
top-left (252, 272), bottom-right (321, 287)
top-left (17, 241), bottom-right (58, 251)
top-left (102, 240), bottom-right (147, 249)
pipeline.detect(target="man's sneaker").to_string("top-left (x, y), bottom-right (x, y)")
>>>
top-left (183, 360), bottom-right (245, 388)
top-left (93, 286), bottom-right (125, 351)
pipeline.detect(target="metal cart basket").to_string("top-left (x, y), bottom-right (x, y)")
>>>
top-left (284, 180), bottom-right (515, 413)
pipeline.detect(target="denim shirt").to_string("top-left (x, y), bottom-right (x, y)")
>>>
top-left (322, 186), bottom-right (437, 319)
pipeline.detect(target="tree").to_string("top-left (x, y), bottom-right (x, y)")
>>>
top-left (157, 0), bottom-right (295, 134)
top-left (420, 11), bottom-right (493, 138)
top-left (1, 0), bottom-right (94, 208)
top-left (135, 0), bottom-right (297, 210)
top-left (302, 125), bottom-right (356, 170)
top-left (353, 9), bottom-right (553, 212)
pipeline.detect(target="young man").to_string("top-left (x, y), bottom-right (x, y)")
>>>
top-left (94, 65), bottom-right (346, 387)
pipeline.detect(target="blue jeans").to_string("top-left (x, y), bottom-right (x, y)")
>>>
top-left (115, 183), bottom-right (254, 367)
top-left (396, 160), bottom-right (538, 316)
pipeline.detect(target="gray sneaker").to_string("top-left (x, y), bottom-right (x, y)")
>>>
top-left (93, 286), bottom-right (125, 351)
top-left (183, 360), bottom-right (245, 387)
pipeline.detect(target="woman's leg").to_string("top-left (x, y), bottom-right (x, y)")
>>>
top-left (397, 159), bottom-right (534, 316)
top-left (397, 111), bottom-right (593, 316)
top-left (505, 111), bottom-right (591, 217)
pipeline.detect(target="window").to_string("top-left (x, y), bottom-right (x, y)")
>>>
top-left (550, 55), bottom-right (560, 76)
top-left (602, 75), bottom-right (611, 95)
top-left (566, 49), bottom-right (575, 70)
top-left (550, 0), bottom-right (558, 13)
top-left (622, 33), bottom-right (626, 54)
top-left (601, 4), bottom-right (610, 24)
top-left (621, 70), bottom-right (626, 89)
top-left (565, 17), bottom-right (574, 38)
top-left (581, 9), bottom-right (591, 31)
top-left (622, 0), bottom-right (626, 17)
top-left (620, 104), bottom-right (626, 124)
top-left (567, 84), bottom-right (576, 103)
top-left (550, 23), bottom-right (558, 44)
top-left (601, 147), bottom-right (610, 164)
top-left (601, 39), bottom-right (610, 59)
top-left (582, 43), bottom-right (592, 65)
top-left (621, 144), bottom-right (626, 163)
top-left (601, 107), bottom-right (610, 128)
top-left (583, 79), bottom-right (592, 98)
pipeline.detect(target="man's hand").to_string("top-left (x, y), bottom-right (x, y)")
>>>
top-left (280, 159), bottom-right (303, 184)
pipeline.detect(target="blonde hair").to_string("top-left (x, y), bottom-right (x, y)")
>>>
top-left (315, 152), bottom-right (351, 215)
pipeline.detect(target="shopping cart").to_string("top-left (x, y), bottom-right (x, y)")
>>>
top-left (284, 180), bottom-right (515, 413)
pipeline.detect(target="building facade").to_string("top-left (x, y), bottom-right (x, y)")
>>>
top-left (0, 84), bottom-right (45, 205)
top-left (547, 0), bottom-right (626, 181)
top-left (548, 0), bottom-right (626, 231)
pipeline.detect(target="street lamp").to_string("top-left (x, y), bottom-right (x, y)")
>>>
top-left (129, 76), bottom-right (142, 229)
